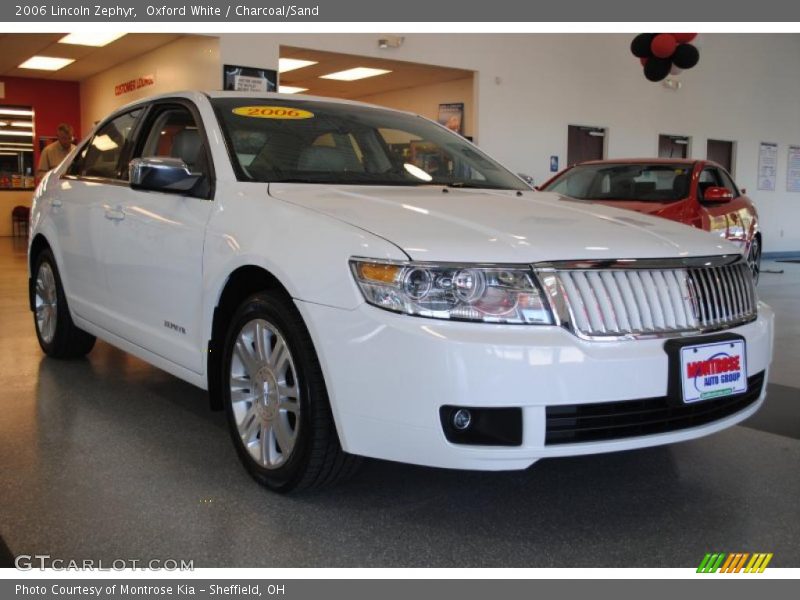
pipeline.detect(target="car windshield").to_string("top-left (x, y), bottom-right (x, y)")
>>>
top-left (211, 97), bottom-right (526, 190)
top-left (542, 163), bottom-right (693, 202)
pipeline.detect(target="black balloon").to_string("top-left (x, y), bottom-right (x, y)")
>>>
top-left (644, 58), bottom-right (672, 82)
top-left (672, 44), bottom-right (700, 69)
top-left (631, 33), bottom-right (655, 58)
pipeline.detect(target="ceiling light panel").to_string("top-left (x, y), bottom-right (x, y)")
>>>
top-left (320, 67), bottom-right (392, 81)
top-left (278, 86), bottom-right (309, 94)
top-left (59, 33), bottom-right (126, 47)
top-left (278, 58), bottom-right (318, 73)
top-left (19, 56), bottom-right (75, 71)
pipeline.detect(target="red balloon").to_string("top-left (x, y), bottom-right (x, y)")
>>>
top-left (673, 33), bottom-right (698, 43)
top-left (639, 57), bottom-right (649, 66)
top-left (651, 33), bottom-right (678, 59)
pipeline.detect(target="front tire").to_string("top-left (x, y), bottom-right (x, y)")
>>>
top-left (32, 249), bottom-right (96, 358)
top-left (221, 292), bottom-right (361, 492)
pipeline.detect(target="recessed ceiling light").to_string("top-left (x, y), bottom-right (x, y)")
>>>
top-left (320, 67), bottom-right (392, 81)
top-left (278, 58), bottom-right (318, 73)
top-left (279, 86), bottom-right (308, 94)
top-left (0, 130), bottom-right (33, 136)
top-left (59, 32), bottom-right (126, 47)
top-left (19, 56), bottom-right (75, 71)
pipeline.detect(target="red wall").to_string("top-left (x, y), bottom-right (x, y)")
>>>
top-left (1, 76), bottom-right (81, 170)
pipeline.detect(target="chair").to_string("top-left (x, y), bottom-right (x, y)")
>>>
top-left (11, 206), bottom-right (30, 237)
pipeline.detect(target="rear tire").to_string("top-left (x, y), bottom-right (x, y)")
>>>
top-left (220, 291), bottom-right (361, 493)
top-left (32, 249), bottom-right (96, 358)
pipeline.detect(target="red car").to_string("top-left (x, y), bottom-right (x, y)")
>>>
top-left (539, 159), bottom-right (761, 282)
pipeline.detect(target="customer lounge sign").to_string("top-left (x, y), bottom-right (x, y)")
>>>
top-left (114, 74), bottom-right (156, 96)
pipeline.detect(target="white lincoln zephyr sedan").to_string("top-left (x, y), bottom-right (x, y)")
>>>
top-left (29, 92), bottom-right (774, 492)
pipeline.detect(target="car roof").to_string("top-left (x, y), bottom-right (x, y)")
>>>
top-left (578, 158), bottom-right (698, 166)
top-left (107, 90), bottom-right (418, 127)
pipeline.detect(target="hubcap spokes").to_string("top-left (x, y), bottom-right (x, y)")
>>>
top-left (229, 319), bottom-right (300, 469)
top-left (35, 263), bottom-right (57, 344)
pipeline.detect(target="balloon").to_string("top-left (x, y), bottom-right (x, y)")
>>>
top-left (640, 57), bottom-right (649, 66)
top-left (644, 58), bottom-right (672, 82)
top-left (670, 64), bottom-right (683, 75)
top-left (673, 33), bottom-right (698, 43)
top-left (631, 33), bottom-right (655, 58)
top-left (673, 44), bottom-right (700, 69)
top-left (651, 33), bottom-right (678, 59)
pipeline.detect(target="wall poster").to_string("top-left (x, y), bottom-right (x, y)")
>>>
top-left (757, 141), bottom-right (778, 191)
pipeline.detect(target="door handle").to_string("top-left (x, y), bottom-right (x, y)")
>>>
top-left (104, 206), bottom-right (125, 221)
top-left (51, 199), bottom-right (62, 207)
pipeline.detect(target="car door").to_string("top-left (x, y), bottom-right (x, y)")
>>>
top-left (101, 100), bottom-right (215, 373)
top-left (56, 108), bottom-right (142, 327)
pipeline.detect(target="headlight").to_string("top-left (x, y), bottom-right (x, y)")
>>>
top-left (350, 258), bottom-right (554, 325)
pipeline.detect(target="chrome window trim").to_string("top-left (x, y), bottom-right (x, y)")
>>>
top-left (533, 254), bottom-right (743, 272)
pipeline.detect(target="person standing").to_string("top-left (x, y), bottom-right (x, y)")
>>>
top-left (37, 123), bottom-right (75, 178)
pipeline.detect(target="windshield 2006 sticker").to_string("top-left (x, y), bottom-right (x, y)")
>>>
top-left (232, 106), bottom-right (314, 119)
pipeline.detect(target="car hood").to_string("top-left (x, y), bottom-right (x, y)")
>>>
top-left (268, 184), bottom-right (736, 263)
top-left (579, 198), bottom-right (685, 217)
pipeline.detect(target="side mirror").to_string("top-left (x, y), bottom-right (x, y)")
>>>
top-left (517, 173), bottom-right (535, 187)
top-left (703, 186), bottom-right (733, 203)
top-left (129, 157), bottom-right (202, 193)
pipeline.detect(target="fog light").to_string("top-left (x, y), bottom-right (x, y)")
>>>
top-left (452, 408), bottom-right (472, 430)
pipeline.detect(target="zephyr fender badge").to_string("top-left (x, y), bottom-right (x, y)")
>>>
top-left (164, 320), bottom-right (187, 335)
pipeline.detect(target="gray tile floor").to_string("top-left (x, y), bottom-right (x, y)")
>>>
top-left (1, 237), bottom-right (798, 568)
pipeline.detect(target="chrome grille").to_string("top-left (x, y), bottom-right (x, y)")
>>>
top-left (537, 257), bottom-right (757, 339)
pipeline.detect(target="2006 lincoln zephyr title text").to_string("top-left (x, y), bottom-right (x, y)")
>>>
top-left (28, 91), bottom-right (774, 492)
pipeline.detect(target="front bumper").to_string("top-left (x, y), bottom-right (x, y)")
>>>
top-left (297, 300), bottom-right (774, 471)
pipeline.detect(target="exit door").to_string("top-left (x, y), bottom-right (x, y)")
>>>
top-left (659, 135), bottom-right (690, 158)
top-left (707, 139), bottom-right (735, 174)
top-left (567, 125), bottom-right (605, 166)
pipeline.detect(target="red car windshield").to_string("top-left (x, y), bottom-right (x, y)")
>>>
top-left (543, 163), bottom-right (692, 202)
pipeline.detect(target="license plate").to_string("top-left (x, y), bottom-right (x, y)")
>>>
top-left (679, 339), bottom-right (747, 403)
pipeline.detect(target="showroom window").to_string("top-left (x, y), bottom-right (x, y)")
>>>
top-left (0, 105), bottom-right (35, 190)
top-left (77, 109), bottom-right (141, 180)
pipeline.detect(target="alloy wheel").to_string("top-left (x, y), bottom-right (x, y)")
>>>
top-left (229, 318), bottom-right (301, 469)
top-left (35, 262), bottom-right (58, 344)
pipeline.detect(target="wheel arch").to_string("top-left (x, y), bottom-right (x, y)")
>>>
top-left (207, 264), bottom-right (294, 410)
